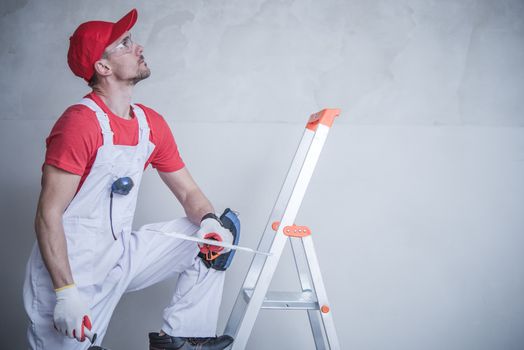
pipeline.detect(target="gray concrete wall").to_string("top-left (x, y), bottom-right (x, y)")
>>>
top-left (1, 0), bottom-right (523, 349)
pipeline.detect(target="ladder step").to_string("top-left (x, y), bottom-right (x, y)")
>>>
top-left (243, 289), bottom-right (319, 310)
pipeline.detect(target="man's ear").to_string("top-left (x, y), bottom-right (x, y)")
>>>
top-left (93, 59), bottom-right (111, 77)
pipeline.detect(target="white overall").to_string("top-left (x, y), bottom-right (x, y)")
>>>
top-left (23, 98), bottom-right (225, 350)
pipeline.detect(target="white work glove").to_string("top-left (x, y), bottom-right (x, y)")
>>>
top-left (197, 214), bottom-right (234, 255)
top-left (54, 284), bottom-right (93, 342)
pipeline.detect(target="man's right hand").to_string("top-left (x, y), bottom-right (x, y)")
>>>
top-left (54, 284), bottom-right (93, 342)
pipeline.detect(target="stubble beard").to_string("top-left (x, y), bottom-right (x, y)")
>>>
top-left (132, 65), bottom-right (151, 85)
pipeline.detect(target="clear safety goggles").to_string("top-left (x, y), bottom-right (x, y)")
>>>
top-left (105, 35), bottom-right (134, 57)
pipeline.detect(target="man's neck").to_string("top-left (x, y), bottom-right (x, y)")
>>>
top-left (92, 83), bottom-right (134, 120)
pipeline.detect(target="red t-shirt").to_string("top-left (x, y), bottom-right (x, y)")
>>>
top-left (45, 92), bottom-right (185, 190)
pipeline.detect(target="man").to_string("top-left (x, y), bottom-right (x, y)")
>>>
top-left (23, 9), bottom-right (236, 350)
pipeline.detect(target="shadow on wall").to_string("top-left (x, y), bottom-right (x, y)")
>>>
top-left (1, 183), bottom-right (41, 348)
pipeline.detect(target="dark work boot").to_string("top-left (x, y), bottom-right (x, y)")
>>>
top-left (149, 332), bottom-right (234, 350)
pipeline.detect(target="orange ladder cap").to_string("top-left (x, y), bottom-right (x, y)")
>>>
top-left (321, 305), bottom-right (330, 313)
top-left (306, 108), bottom-right (341, 131)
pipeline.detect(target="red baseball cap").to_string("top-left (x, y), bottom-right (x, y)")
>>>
top-left (67, 9), bottom-right (138, 81)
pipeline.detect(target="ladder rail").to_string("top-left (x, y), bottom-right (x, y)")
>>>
top-left (291, 238), bottom-right (328, 350)
top-left (302, 234), bottom-right (341, 349)
top-left (308, 310), bottom-right (329, 350)
top-left (244, 130), bottom-right (315, 289)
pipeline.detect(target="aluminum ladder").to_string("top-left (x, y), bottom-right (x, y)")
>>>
top-left (225, 108), bottom-right (341, 349)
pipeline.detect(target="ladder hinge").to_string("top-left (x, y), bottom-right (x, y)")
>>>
top-left (271, 221), bottom-right (312, 237)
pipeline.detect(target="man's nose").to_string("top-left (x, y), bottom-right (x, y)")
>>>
top-left (135, 43), bottom-right (144, 55)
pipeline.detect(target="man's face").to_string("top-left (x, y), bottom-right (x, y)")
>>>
top-left (103, 31), bottom-right (150, 84)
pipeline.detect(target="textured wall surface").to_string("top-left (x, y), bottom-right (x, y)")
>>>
top-left (1, 0), bottom-right (523, 349)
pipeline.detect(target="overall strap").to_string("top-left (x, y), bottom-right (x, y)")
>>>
top-left (131, 104), bottom-right (150, 144)
top-left (78, 98), bottom-right (114, 146)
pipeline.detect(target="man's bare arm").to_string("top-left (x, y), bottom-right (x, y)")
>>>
top-left (35, 164), bottom-right (81, 289)
top-left (158, 167), bottom-right (214, 225)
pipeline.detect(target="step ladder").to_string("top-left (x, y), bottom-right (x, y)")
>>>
top-left (225, 108), bottom-right (341, 349)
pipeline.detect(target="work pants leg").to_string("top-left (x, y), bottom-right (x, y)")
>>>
top-left (24, 217), bottom-right (226, 349)
top-left (24, 246), bottom-right (111, 350)
top-left (126, 217), bottom-right (226, 337)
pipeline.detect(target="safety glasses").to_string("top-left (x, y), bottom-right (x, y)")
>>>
top-left (105, 35), bottom-right (134, 57)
